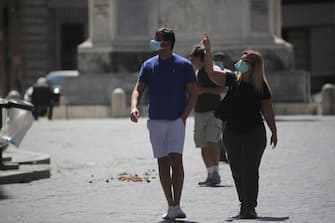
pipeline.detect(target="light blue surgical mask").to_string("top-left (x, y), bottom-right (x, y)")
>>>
top-left (215, 61), bottom-right (224, 69)
top-left (234, 59), bottom-right (249, 73)
top-left (149, 40), bottom-right (161, 51)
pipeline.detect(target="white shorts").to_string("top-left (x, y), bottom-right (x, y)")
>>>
top-left (194, 111), bottom-right (222, 148)
top-left (147, 118), bottom-right (185, 159)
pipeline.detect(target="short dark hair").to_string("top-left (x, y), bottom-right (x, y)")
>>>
top-left (190, 44), bottom-right (205, 62)
top-left (156, 27), bottom-right (175, 50)
top-left (213, 52), bottom-right (225, 61)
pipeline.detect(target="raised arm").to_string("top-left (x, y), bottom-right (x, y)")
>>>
top-left (202, 33), bottom-right (227, 87)
top-left (130, 82), bottom-right (146, 123)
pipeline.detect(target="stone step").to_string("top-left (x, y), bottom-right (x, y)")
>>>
top-left (19, 7), bottom-right (47, 17)
top-left (21, 26), bottom-right (48, 35)
top-left (21, 52), bottom-right (47, 60)
top-left (24, 60), bottom-right (47, 70)
top-left (23, 38), bottom-right (48, 46)
top-left (0, 162), bottom-right (19, 171)
top-left (2, 154), bottom-right (12, 162)
top-left (24, 70), bottom-right (45, 80)
top-left (4, 149), bottom-right (51, 165)
top-left (20, 0), bottom-right (46, 7)
top-left (0, 164), bottom-right (50, 184)
top-left (21, 17), bottom-right (47, 25)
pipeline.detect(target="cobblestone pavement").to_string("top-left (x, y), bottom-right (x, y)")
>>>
top-left (0, 116), bottom-right (334, 223)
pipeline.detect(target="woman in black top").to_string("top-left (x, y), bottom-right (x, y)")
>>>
top-left (201, 34), bottom-right (278, 219)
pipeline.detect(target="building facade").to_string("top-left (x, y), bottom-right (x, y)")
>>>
top-left (282, 0), bottom-right (335, 93)
top-left (0, 0), bottom-right (88, 98)
top-left (1, 0), bottom-right (334, 99)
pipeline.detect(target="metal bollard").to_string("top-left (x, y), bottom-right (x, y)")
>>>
top-left (111, 88), bottom-right (127, 117)
top-left (321, 83), bottom-right (335, 115)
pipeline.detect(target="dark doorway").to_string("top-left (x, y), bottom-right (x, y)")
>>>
top-left (282, 27), bottom-right (310, 71)
top-left (60, 23), bottom-right (85, 70)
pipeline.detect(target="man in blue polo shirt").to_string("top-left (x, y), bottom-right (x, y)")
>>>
top-left (130, 27), bottom-right (198, 220)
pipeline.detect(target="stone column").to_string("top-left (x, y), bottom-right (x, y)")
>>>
top-left (78, 0), bottom-right (157, 74)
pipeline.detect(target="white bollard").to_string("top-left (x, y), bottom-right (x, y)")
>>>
top-left (321, 83), bottom-right (335, 115)
top-left (111, 88), bottom-right (126, 117)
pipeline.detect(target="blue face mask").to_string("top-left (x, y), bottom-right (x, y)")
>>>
top-left (149, 40), bottom-right (162, 51)
top-left (215, 61), bottom-right (224, 69)
top-left (234, 59), bottom-right (249, 73)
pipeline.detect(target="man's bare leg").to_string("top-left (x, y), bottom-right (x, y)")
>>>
top-left (158, 156), bottom-right (173, 206)
top-left (168, 153), bottom-right (184, 206)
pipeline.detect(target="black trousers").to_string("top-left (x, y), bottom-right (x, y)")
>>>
top-left (223, 125), bottom-right (266, 210)
top-left (33, 104), bottom-right (53, 120)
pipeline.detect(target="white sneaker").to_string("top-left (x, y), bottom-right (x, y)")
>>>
top-left (162, 206), bottom-right (186, 219)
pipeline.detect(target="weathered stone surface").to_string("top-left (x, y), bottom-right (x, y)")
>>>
top-left (74, 0), bottom-right (303, 105)
top-left (62, 72), bottom-right (137, 105)
top-left (111, 88), bottom-right (127, 117)
top-left (78, 51), bottom-right (153, 74)
top-left (267, 70), bottom-right (311, 102)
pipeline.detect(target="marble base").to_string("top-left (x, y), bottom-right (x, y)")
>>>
top-left (61, 72), bottom-right (138, 105)
top-left (72, 41), bottom-right (307, 105)
top-left (268, 70), bottom-right (311, 102)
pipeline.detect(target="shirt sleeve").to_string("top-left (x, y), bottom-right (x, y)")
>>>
top-left (260, 82), bottom-right (271, 100)
top-left (184, 62), bottom-right (197, 84)
top-left (225, 70), bottom-right (237, 87)
top-left (138, 62), bottom-right (148, 84)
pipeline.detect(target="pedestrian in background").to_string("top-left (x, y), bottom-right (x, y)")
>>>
top-left (25, 77), bottom-right (53, 120)
top-left (202, 33), bottom-right (277, 219)
top-left (130, 27), bottom-right (198, 220)
top-left (213, 51), bottom-right (234, 71)
top-left (189, 44), bottom-right (225, 186)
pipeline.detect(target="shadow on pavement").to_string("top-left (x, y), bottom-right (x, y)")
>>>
top-left (159, 220), bottom-right (199, 223)
top-left (199, 184), bottom-right (234, 188)
top-left (226, 216), bottom-right (289, 222)
top-left (257, 216), bottom-right (290, 221)
top-left (0, 186), bottom-right (12, 200)
top-left (276, 118), bottom-right (318, 122)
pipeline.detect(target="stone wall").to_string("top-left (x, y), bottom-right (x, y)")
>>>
top-left (19, 0), bottom-right (49, 87)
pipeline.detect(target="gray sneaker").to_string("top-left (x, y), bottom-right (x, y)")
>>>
top-left (198, 177), bottom-right (210, 186)
top-left (198, 172), bottom-right (221, 186)
top-left (208, 171), bottom-right (221, 186)
top-left (162, 206), bottom-right (174, 219)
